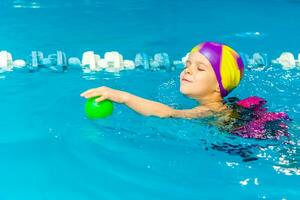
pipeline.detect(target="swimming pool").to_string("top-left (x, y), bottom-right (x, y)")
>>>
top-left (0, 0), bottom-right (300, 199)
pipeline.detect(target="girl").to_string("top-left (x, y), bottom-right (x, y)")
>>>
top-left (80, 42), bottom-right (243, 119)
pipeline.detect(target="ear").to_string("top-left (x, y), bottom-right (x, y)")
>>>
top-left (214, 87), bottom-right (222, 98)
top-left (215, 85), bottom-right (220, 93)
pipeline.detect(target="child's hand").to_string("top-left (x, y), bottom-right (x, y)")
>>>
top-left (80, 86), bottom-right (129, 103)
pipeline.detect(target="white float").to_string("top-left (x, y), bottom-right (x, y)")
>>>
top-left (273, 52), bottom-right (296, 70)
top-left (0, 51), bottom-right (13, 70)
top-left (81, 51), bottom-right (134, 72)
top-left (82, 51), bottom-right (101, 71)
top-left (252, 53), bottom-right (268, 66)
top-left (13, 59), bottom-right (26, 68)
top-left (104, 51), bottom-right (124, 71)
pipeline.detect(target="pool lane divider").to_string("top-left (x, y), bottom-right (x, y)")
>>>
top-left (0, 50), bottom-right (299, 73)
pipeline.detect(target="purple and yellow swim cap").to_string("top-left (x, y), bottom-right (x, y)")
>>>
top-left (190, 42), bottom-right (244, 97)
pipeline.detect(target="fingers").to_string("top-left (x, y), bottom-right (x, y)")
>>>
top-left (80, 86), bottom-right (108, 98)
top-left (80, 87), bottom-right (106, 97)
top-left (81, 90), bottom-right (101, 99)
top-left (95, 95), bottom-right (107, 102)
top-left (84, 91), bottom-right (102, 99)
top-left (80, 88), bottom-right (97, 97)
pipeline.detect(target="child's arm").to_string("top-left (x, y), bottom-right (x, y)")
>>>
top-left (80, 86), bottom-right (212, 118)
top-left (123, 93), bottom-right (212, 118)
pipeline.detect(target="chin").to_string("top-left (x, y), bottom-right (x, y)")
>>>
top-left (180, 86), bottom-right (205, 99)
top-left (180, 85), bottom-right (190, 95)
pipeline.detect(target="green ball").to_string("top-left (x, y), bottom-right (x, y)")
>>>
top-left (85, 97), bottom-right (114, 119)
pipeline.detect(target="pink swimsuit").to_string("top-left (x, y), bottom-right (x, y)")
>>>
top-left (229, 96), bottom-right (290, 139)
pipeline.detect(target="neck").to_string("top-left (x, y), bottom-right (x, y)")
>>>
top-left (194, 93), bottom-right (225, 111)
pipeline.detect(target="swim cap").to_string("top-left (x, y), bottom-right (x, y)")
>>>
top-left (190, 42), bottom-right (244, 97)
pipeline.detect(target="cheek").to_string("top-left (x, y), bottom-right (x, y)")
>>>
top-left (193, 73), bottom-right (216, 90)
top-left (193, 73), bottom-right (209, 85)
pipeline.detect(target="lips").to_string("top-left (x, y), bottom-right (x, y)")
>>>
top-left (182, 77), bottom-right (192, 83)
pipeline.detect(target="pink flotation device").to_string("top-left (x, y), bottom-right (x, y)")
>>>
top-left (232, 96), bottom-right (290, 139)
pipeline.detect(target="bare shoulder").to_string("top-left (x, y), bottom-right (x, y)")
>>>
top-left (170, 106), bottom-right (213, 119)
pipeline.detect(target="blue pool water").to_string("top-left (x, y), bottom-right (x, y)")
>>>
top-left (0, 0), bottom-right (300, 199)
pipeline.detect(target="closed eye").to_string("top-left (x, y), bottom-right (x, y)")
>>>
top-left (197, 62), bottom-right (207, 71)
top-left (197, 66), bottom-right (205, 71)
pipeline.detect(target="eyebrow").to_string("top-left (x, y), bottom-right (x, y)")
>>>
top-left (186, 60), bottom-right (206, 66)
top-left (185, 60), bottom-right (208, 69)
top-left (196, 61), bottom-right (206, 66)
top-left (195, 61), bottom-right (208, 68)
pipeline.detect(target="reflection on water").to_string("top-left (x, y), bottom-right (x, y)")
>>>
top-left (12, 0), bottom-right (41, 8)
top-left (272, 142), bottom-right (300, 175)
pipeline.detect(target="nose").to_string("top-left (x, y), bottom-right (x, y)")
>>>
top-left (185, 66), bottom-right (193, 74)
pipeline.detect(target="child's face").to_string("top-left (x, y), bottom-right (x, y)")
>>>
top-left (180, 51), bottom-right (219, 99)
